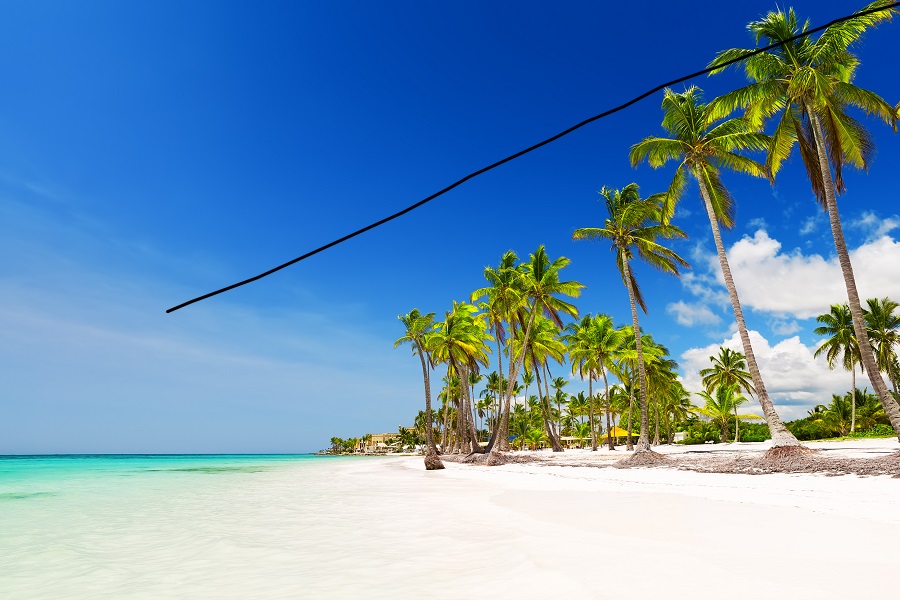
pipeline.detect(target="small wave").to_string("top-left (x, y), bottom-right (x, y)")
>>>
top-left (0, 491), bottom-right (57, 501)
top-left (143, 466), bottom-right (271, 474)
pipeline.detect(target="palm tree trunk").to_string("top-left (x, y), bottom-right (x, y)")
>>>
top-left (602, 369), bottom-right (614, 451)
top-left (589, 376), bottom-right (597, 451)
top-left (734, 404), bottom-right (740, 443)
top-left (695, 172), bottom-right (799, 447)
top-left (491, 306), bottom-right (538, 454)
top-left (535, 363), bottom-right (563, 452)
top-left (851, 365), bottom-right (856, 433)
top-left (807, 108), bottom-right (900, 439)
top-left (416, 348), bottom-right (444, 469)
top-left (622, 258), bottom-right (652, 451)
top-left (460, 364), bottom-right (482, 453)
top-left (626, 384), bottom-right (635, 451)
top-left (653, 397), bottom-right (661, 446)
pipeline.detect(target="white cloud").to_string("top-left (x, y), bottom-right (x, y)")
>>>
top-left (680, 329), bottom-right (860, 421)
top-left (666, 301), bottom-right (721, 327)
top-left (850, 210), bottom-right (900, 240)
top-left (799, 213), bottom-right (824, 235)
top-left (769, 318), bottom-right (800, 336)
top-left (682, 229), bottom-right (900, 319)
top-left (746, 217), bottom-right (768, 231)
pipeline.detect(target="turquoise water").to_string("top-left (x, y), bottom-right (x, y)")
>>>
top-left (0, 454), bottom-right (362, 599)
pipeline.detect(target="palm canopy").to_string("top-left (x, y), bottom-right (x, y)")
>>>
top-left (814, 303), bottom-right (860, 373)
top-left (426, 301), bottom-right (493, 373)
top-left (572, 183), bottom-right (689, 313)
top-left (471, 250), bottom-right (525, 346)
top-left (521, 245), bottom-right (583, 328)
top-left (864, 297), bottom-right (900, 380)
top-left (699, 347), bottom-right (755, 397)
top-left (395, 309), bottom-right (436, 361)
top-left (707, 1), bottom-right (898, 203)
top-left (630, 86), bottom-right (770, 226)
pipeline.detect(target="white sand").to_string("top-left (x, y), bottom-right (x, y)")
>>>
top-left (4, 442), bottom-right (897, 599)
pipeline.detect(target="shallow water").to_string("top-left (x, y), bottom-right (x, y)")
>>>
top-left (0, 454), bottom-right (365, 599)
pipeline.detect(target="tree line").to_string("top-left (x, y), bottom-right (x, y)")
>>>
top-left (383, 2), bottom-right (900, 469)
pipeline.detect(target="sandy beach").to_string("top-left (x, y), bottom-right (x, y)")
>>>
top-left (3, 442), bottom-right (898, 599)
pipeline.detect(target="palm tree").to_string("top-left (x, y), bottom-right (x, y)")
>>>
top-left (708, 1), bottom-right (900, 437)
top-left (395, 309), bottom-right (444, 469)
top-left (863, 297), bottom-right (900, 396)
top-left (699, 347), bottom-right (756, 441)
top-left (497, 246), bottom-right (583, 453)
top-left (814, 303), bottom-right (862, 432)
top-left (427, 302), bottom-right (493, 453)
top-left (630, 86), bottom-right (800, 447)
top-left (697, 383), bottom-right (762, 443)
top-left (573, 183), bottom-right (689, 451)
top-left (472, 251), bottom-right (526, 451)
top-left (512, 314), bottom-right (568, 451)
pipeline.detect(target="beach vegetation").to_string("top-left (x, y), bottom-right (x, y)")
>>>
top-left (708, 0), bottom-right (900, 437)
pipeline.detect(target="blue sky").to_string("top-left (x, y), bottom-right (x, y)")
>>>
top-left (2, 1), bottom-right (899, 453)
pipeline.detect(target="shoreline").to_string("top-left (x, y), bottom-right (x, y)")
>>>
top-left (435, 437), bottom-right (900, 477)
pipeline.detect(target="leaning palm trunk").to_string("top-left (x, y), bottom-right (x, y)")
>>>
top-left (490, 307), bottom-right (538, 455)
top-left (417, 350), bottom-right (444, 469)
top-left (695, 172), bottom-right (800, 447)
top-left (601, 369), bottom-right (614, 450)
top-left (851, 366), bottom-right (856, 433)
top-left (460, 364), bottom-right (483, 453)
top-left (535, 365), bottom-right (563, 452)
top-left (807, 108), bottom-right (900, 438)
top-left (622, 259), bottom-right (652, 451)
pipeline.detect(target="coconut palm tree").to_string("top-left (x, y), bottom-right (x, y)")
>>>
top-left (630, 86), bottom-right (800, 447)
top-left (863, 297), bottom-right (900, 396)
top-left (814, 303), bottom-right (862, 432)
top-left (512, 314), bottom-right (568, 451)
top-left (472, 251), bottom-right (526, 451)
top-left (498, 247), bottom-right (583, 453)
top-left (700, 347), bottom-right (756, 441)
top-left (573, 183), bottom-right (689, 451)
top-left (428, 302), bottom-right (493, 453)
top-left (395, 309), bottom-right (444, 469)
top-left (564, 316), bottom-right (600, 450)
top-left (708, 1), bottom-right (900, 437)
top-left (697, 383), bottom-right (762, 443)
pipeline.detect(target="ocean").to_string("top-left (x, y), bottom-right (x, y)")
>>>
top-left (0, 454), bottom-right (374, 599)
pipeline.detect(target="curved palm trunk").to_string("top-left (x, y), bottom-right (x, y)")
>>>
top-left (543, 364), bottom-right (563, 452)
top-left (416, 348), bottom-right (444, 469)
top-left (601, 369), bottom-right (614, 451)
top-left (460, 364), bottom-right (483, 453)
top-left (535, 364), bottom-right (563, 452)
top-left (491, 307), bottom-right (538, 455)
top-left (695, 173), bottom-right (799, 446)
top-left (622, 259), bottom-right (651, 451)
top-left (807, 108), bottom-right (900, 439)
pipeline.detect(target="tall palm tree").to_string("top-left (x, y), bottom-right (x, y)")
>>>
top-left (708, 1), bottom-right (900, 437)
top-left (814, 303), bottom-right (862, 432)
top-left (573, 183), bottom-right (689, 451)
top-left (564, 315), bottom-right (600, 449)
top-left (700, 347), bottom-right (756, 441)
top-left (395, 309), bottom-right (444, 469)
top-left (427, 302), bottom-right (493, 453)
top-left (472, 251), bottom-right (525, 451)
top-left (863, 297), bottom-right (900, 396)
top-left (493, 246), bottom-right (583, 454)
top-left (512, 314), bottom-right (568, 451)
top-left (631, 86), bottom-right (799, 447)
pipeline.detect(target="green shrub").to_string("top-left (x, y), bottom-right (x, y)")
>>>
top-left (847, 424), bottom-right (896, 438)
